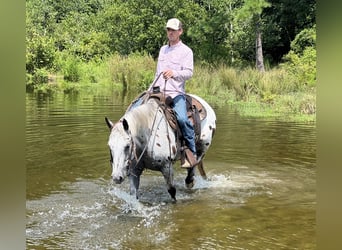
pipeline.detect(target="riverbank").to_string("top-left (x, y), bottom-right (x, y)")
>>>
top-left (26, 54), bottom-right (316, 123)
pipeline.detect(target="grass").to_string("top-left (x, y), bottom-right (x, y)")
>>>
top-left (184, 63), bottom-right (315, 122)
top-left (27, 54), bottom-right (316, 122)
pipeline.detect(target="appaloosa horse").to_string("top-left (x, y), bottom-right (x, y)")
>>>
top-left (105, 94), bottom-right (216, 201)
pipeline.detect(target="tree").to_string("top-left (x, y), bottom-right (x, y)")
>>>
top-left (262, 0), bottom-right (316, 64)
top-left (187, 0), bottom-right (237, 64)
top-left (26, 0), bottom-right (316, 74)
top-left (235, 0), bottom-right (271, 71)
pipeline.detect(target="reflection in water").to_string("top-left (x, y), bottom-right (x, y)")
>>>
top-left (26, 92), bottom-right (316, 249)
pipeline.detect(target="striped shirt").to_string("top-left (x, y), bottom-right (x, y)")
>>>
top-left (150, 41), bottom-right (193, 99)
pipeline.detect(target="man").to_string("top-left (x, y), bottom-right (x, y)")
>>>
top-left (148, 18), bottom-right (196, 168)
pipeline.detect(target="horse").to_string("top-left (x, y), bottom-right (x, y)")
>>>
top-left (105, 94), bottom-right (216, 201)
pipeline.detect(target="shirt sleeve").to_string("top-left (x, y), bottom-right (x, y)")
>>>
top-left (172, 48), bottom-right (193, 82)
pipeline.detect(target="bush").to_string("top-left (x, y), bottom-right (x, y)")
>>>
top-left (33, 68), bottom-right (49, 84)
top-left (59, 56), bottom-right (81, 82)
top-left (290, 27), bottom-right (316, 55)
top-left (281, 47), bottom-right (316, 88)
top-left (26, 68), bottom-right (52, 92)
top-left (280, 27), bottom-right (316, 88)
top-left (26, 34), bottom-right (56, 74)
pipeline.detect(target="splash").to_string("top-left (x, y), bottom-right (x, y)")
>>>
top-left (108, 185), bottom-right (164, 228)
top-left (193, 174), bottom-right (232, 189)
top-left (26, 170), bottom-right (279, 249)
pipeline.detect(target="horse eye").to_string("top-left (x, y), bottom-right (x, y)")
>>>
top-left (124, 145), bottom-right (130, 152)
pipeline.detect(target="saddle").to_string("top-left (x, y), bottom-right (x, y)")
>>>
top-left (127, 91), bottom-right (207, 161)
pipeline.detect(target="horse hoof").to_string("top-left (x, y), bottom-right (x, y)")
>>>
top-left (185, 180), bottom-right (195, 189)
top-left (168, 187), bottom-right (176, 200)
top-left (185, 175), bottom-right (195, 189)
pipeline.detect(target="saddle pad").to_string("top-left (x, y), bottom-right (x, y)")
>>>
top-left (126, 92), bottom-right (207, 130)
top-left (185, 94), bottom-right (207, 121)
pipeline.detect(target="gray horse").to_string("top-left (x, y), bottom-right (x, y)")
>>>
top-left (105, 94), bottom-right (216, 201)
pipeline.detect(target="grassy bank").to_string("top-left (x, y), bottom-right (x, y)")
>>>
top-left (27, 53), bottom-right (316, 122)
top-left (188, 63), bottom-right (316, 122)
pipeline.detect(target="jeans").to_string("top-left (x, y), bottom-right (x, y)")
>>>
top-left (172, 95), bottom-right (196, 154)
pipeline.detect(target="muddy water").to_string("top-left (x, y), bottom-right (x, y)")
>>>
top-left (26, 92), bottom-right (316, 249)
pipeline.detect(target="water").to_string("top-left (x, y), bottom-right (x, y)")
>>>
top-left (26, 92), bottom-right (316, 249)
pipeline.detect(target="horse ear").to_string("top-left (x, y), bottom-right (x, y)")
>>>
top-left (122, 118), bottom-right (129, 131)
top-left (105, 117), bottom-right (114, 130)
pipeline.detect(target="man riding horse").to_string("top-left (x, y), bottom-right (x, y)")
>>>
top-left (132, 18), bottom-right (197, 168)
top-left (106, 18), bottom-right (216, 200)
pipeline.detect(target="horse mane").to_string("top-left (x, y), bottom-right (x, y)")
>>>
top-left (123, 99), bottom-right (160, 136)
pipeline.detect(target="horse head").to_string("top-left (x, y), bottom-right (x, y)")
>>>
top-left (105, 117), bottom-right (134, 184)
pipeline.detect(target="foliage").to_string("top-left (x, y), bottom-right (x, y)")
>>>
top-left (280, 27), bottom-right (316, 88)
top-left (26, 31), bottom-right (56, 74)
top-left (186, 0), bottom-right (234, 63)
top-left (26, 68), bottom-right (50, 92)
top-left (189, 64), bottom-right (300, 101)
top-left (187, 61), bottom-right (315, 121)
top-left (61, 56), bottom-right (81, 82)
top-left (281, 47), bottom-right (316, 88)
top-left (26, 0), bottom-right (316, 74)
top-left (25, 0), bottom-right (316, 121)
top-left (234, 0), bottom-right (271, 20)
top-left (289, 26), bottom-right (316, 55)
top-left (108, 52), bottom-right (156, 92)
top-left (262, 0), bottom-right (316, 64)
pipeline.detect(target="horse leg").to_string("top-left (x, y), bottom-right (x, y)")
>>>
top-left (185, 166), bottom-right (196, 189)
top-left (161, 164), bottom-right (176, 201)
top-left (129, 174), bottom-right (141, 199)
top-left (196, 160), bottom-right (207, 180)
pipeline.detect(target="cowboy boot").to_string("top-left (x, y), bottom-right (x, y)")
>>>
top-left (181, 149), bottom-right (198, 168)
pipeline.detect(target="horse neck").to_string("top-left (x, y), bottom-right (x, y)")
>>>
top-left (124, 100), bottom-right (159, 139)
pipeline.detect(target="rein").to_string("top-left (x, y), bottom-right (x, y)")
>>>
top-left (127, 101), bottom-right (166, 177)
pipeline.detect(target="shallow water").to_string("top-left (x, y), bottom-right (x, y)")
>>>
top-left (26, 92), bottom-right (316, 249)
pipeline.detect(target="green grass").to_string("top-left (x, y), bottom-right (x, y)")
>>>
top-left (186, 63), bottom-right (316, 122)
top-left (27, 54), bottom-right (316, 122)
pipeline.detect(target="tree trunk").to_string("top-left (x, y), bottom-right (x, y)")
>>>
top-left (255, 21), bottom-right (265, 72)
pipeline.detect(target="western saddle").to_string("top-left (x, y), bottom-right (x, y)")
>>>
top-left (126, 91), bottom-right (207, 166)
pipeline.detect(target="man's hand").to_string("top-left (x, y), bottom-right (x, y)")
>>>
top-left (163, 70), bottom-right (174, 80)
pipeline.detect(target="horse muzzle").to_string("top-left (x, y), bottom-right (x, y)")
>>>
top-left (112, 176), bottom-right (124, 184)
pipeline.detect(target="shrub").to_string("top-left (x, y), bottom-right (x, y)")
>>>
top-left (32, 68), bottom-right (49, 85)
top-left (280, 26), bottom-right (316, 88)
top-left (26, 34), bottom-right (56, 74)
top-left (60, 56), bottom-right (81, 82)
top-left (290, 27), bottom-right (316, 55)
top-left (281, 47), bottom-right (316, 88)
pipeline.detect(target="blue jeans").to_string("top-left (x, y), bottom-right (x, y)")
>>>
top-left (172, 95), bottom-right (196, 154)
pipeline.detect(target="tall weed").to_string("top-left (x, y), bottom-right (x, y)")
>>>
top-left (56, 53), bottom-right (81, 82)
top-left (108, 52), bottom-right (155, 92)
top-left (28, 53), bottom-right (315, 121)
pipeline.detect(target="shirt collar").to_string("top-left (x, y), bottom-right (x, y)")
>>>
top-left (168, 40), bottom-right (182, 48)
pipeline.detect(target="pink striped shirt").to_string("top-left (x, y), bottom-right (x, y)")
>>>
top-left (150, 41), bottom-right (193, 99)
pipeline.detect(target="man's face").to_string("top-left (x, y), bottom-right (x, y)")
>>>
top-left (166, 28), bottom-right (182, 43)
